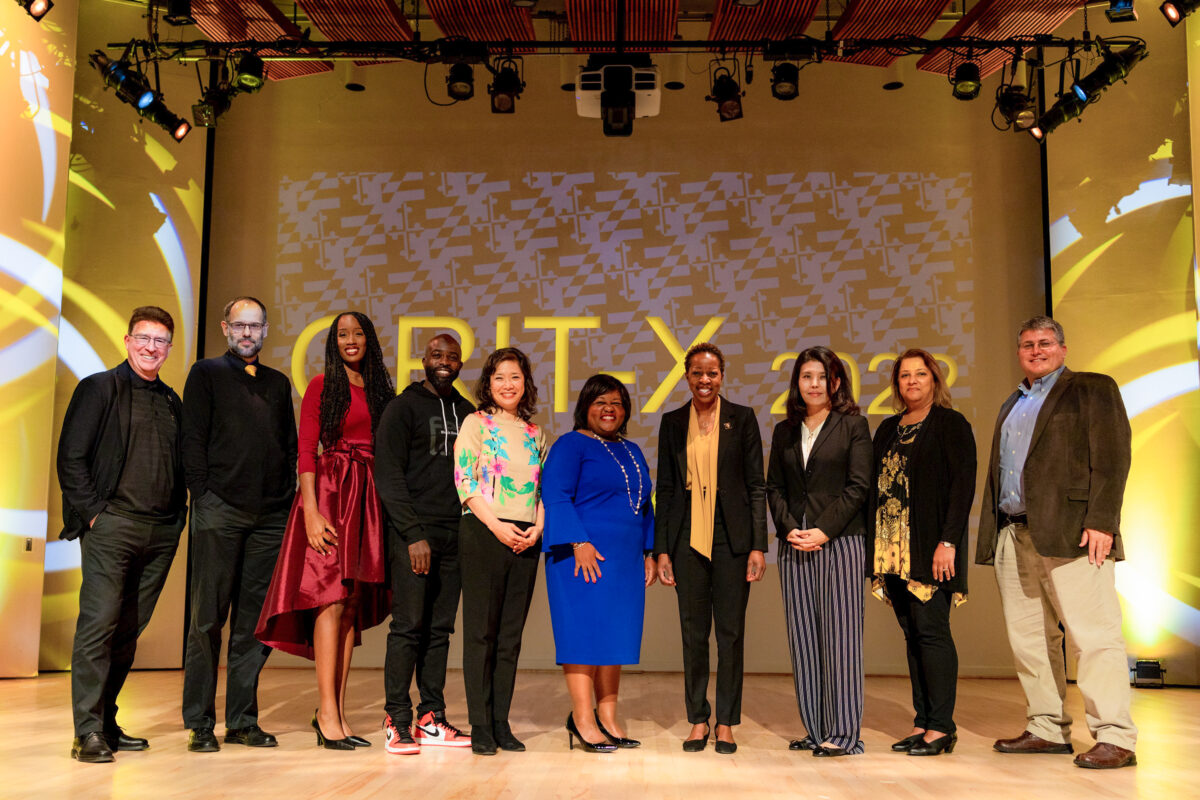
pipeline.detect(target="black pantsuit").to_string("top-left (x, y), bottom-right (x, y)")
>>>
top-left (72, 512), bottom-right (182, 736)
top-left (672, 510), bottom-right (750, 725)
top-left (384, 521), bottom-right (462, 724)
top-left (459, 514), bottom-right (539, 729)
top-left (884, 574), bottom-right (957, 734)
top-left (181, 493), bottom-right (287, 730)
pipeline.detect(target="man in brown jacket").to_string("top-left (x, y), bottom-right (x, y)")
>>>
top-left (976, 315), bottom-right (1136, 770)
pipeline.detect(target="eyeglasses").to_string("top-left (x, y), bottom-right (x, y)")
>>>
top-left (130, 334), bottom-right (172, 348)
top-left (228, 322), bottom-right (265, 334)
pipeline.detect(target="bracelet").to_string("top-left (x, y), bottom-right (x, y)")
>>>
top-left (572, 542), bottom-right (586, 550)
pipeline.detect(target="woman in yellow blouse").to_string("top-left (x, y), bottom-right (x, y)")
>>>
top-left (454, 347), bottom-right (546, 756)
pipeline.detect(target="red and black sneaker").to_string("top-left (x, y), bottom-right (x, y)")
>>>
top-left (413, 711), bottom-right (472, 748)
top-left (383, 714), bottom-right (419, 755)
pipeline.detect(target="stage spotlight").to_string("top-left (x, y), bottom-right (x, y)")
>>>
top-left (1160, 0), bottom-right (1200, 25)
top-left (707, 68), bottom-right (743, 122)
top-left (997, 85), bottom-right (1037, 130)
top-left (192, 86), bottom-right (234, 128)
top-left (17, 0), bottom-right (53, 21)
top-left (233, 55), bottom-right (266, 93)
top-left (770, 63), bottom-right (799, 101)
top-left (90, 51), bottom-right (156, 111)
top-left (600, 64), bottom-right (635, 137)
top-left (447, 62), bottom-right (475, 101)
top-left (139, 96), bottom-right (192, 141)
top-left (488, 60), bottom-right (524, 114)
top-left (163, 0), bottom-right (195, 25)
top-left (1071, 42), bottom-right (1148, 104)
top-left (1029, 91), bottom-right (1086, 141)
top-left (951, 61), bottom-right (981, 101)
top-left (1106, 0), bottom-right (1138, 21)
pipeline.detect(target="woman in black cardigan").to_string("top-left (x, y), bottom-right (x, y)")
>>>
top-left (869, 348), bottom-right (976, 757)
top-left (767, 346), bottom-right (872, 757)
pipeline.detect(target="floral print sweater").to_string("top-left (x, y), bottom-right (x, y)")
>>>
top-left (454, 411), bottom-right (547, 524)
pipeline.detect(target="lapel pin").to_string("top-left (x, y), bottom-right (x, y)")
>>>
top-left (723, 422), bottom-right (732, 430)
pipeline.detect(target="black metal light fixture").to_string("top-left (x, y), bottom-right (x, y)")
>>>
top-left (1029, 91), bottom-right (1086, 141)
top-left (90, 50), bottom-right (156, 111)
top-left (1160, 0), bottom-right (1200, 25)
top-left (16, 0), bottom-right (53, 21)
top-left (770, 62), bottom-right (799, 101)
top-left (488, 58), bottom-right (524, 114)
top-left (1105, 0), bottom-right (1138, 21)
top-left (192, 85), bottom-right (234, 128)
top-left (951, 61), bottom-right (982, 101)
top-left (447, 62), bottom-right (475, 101)
top-left (707, 67), bottom-right (743, 122)
top-left (142, 97), bottom-right (192, 141)
top-left (1071, 41), bottom-right (1148, 104)
top-left (163, 0), bottom-right (195, 26)
top-left (994, 53), bottom-right (1036, 131)
top-left (233, 54), bottom-right (266, 93)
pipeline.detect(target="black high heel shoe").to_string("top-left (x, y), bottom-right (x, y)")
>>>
top-left (312, 711), bottom-right (355, 751)
top-left (891, 733), bottom-right (924, 752)
top-left (682, 722), bottom-right (710, 752)
top-left (346, 735), bottom-right (371, 748)
top-left (594, 710), bottom-right (640, 748)
top-left (566, 713), bottom-right (616, 753)
top-left (908, 733), bottom-right (957, 756)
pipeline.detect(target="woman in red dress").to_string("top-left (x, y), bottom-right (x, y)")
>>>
top-left (257, 312), bottom-right (394, 749)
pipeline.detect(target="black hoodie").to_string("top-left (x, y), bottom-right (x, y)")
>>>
top-left (374, 381), bottom-right (476, 543)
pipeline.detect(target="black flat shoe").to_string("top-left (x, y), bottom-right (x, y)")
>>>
top-left (715, 739), bottom-right (738, 755)
top-left (813, 745), bottom-right (849, 757)
top-left (311, 712), bottom-right (355, 751)
top-left (346, 735), bottom-right (371, 748)
top-left (493, 721), bottom-right (526, 752)
top-left (566, 713), bottom-right (616, 753)
top-left (187, 727), bottom-right (220, 753)
top-left (909, 733), bottom-right (957, 756)
top-left (225, 725), bottom-right (278, 748)
top-left (105, 727), bottom-right (149, 751)
top-left (682, 723), bottom-right (710, 752)
top-left (71, 732), bottom-right (115, 763)
top-left (594, 710), bottom-right (640, 748)
top-left (891, 733), bottom-right (924, 752)
top-left (789, 737), bottom-right (816, 751)
top-left (471, 726), bottom-right (498, 755)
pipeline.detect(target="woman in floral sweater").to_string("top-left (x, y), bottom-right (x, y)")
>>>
top-left (454, 347), bottom-right (547, 756)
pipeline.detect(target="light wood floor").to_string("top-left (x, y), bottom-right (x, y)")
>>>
top-left (3, 669), bottom-right (1196, 799)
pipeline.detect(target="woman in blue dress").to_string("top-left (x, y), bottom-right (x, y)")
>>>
top-left (542, 374), bottom-right (656, 754)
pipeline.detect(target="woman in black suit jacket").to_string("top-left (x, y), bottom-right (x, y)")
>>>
top-left (869, 348), bottom-right (976, 757)
top-left (766, 346), bottom-right (872, 757)
top-left (655, 342), bottom-right (767, 755)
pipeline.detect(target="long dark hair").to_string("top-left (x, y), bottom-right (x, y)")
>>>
top-left (475, 347), bottom-right (538, 422)
top-left (319, 311), bottom-right (394, 449)
top-left (572, 374), bottom-right (632, 436)
top-left (785, 346), bottom-right (859, 424)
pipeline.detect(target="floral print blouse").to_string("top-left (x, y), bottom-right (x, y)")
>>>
top-left (454, 411), bottom-right (547, 524)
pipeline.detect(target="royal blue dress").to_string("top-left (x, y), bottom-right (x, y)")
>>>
top-left (542, 431), bottom-right (654, 665)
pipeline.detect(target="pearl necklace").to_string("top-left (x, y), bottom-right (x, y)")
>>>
top-left (588, 432), bottom-right (644, 515)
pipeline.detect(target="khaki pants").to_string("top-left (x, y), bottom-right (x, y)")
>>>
top-left (993, 523), bottom-right (1137, 750)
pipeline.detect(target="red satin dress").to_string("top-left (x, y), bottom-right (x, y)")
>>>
top-left (256, 374), bottom-right (390, 659)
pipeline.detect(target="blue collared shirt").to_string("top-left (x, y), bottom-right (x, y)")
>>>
top-left (998, 366), bottom-right (1065, 515)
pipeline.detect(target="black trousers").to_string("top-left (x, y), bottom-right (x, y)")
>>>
top-left (384, 521), bottom-right (462, 724)
top-left (71, 511), bottom-right (182, 736)
top-left (182, 491), bottom-right (287, 730)
top-left (459, 514), bottom-right (539, 730)
top-left (884, 574), bottom-right (958, 734)
top-left (672, 514), bottom-right (751, 726)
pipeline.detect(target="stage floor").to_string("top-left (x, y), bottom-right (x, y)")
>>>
top-left (5, 669), bottom-right (1196, 799)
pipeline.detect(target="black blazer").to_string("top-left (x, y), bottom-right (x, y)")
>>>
top-left (56, 361), bottom-right (187, 541)
top-left (766, 411), bottom-right (872, 541)
top-left (653, 397), bottom-right (768, 557)
top-left (867, 404), bottom-right (976, 592)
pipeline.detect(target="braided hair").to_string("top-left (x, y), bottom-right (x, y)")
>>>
top-left (318, 311), bottom-right (395, 449)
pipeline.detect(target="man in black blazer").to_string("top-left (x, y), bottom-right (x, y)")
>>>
top-left (976, 316), bottom-right (1137, 770)
top-left (58, 306), bottom-right (187, 763)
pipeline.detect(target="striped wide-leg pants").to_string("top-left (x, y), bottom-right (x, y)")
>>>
top-left (779, 534), bottom-right (865, 753)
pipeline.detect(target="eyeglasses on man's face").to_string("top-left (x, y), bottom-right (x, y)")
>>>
top-left (130, 334), bottom-right (172, 348)
top-left (228, 322), bottom-right (265, 334)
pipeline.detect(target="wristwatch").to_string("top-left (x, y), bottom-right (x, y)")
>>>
top-left (939, 541), bottom-right (955, 549)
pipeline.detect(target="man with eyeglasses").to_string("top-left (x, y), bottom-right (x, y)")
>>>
top-left (976, 315), bottom-right (1137, 769)
top-left (59, 306), bottom-right (188, 763)
top-left (181, 297), bottom-right (297, 753)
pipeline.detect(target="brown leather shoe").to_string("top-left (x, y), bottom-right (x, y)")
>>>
top-left (1074, 742), bottom-right (1136, 769)
top-left (993, 731), bottom-right (1074, 754)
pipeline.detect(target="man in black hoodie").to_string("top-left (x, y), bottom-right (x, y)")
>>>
top-left (376, 333), bottom-right (476, 754)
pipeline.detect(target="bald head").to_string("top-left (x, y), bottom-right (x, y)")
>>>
top-left (422, 334), bottom-right (463, 396)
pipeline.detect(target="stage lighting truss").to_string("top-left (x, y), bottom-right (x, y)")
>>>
top-left (488, 57), bottom-right (525, 114)
top-left (1160, 0), bottom-right (1200, 26)
top-left (90, 43), bottom-right (192, 142)
top-left (707, 60), bottom-right (744, 122)
top-left (16, 0), bottom-right (53, 21)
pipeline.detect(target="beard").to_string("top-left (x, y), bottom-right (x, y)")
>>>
top-left (425, 364), bottom-right (457, 391)
top-left (227, 333), bottom-right (262, 358)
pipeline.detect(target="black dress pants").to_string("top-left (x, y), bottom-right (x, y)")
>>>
top-left (384, 521), bottom-right (462, 724)
top-left (884, 574), bottom-right (958, 734)
top-left (72, 511), bottom-right (182, 736)
top-left (182, 491), bottom-right (287, 730)
top-left (459, 514), bottom-right (539, 730)
top-left (672, 513), bottom-right (750, 726)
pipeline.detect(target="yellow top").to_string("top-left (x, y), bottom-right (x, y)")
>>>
top-left (686, 397), bottom-right (720, 560)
